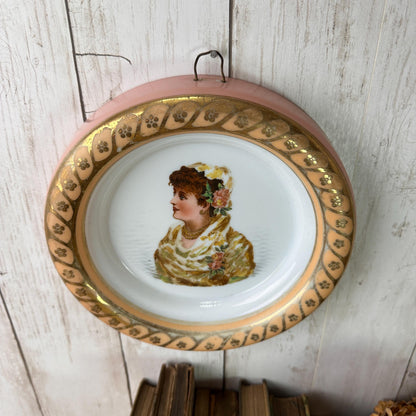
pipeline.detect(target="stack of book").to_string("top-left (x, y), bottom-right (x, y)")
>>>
top-left (130, 363), bottom-right (310, 416)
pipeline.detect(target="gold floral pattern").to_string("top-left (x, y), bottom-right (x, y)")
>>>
top-left (109, 318), bottom-right (120, 326)
top-left (76, 158), bottom-right (90, 170)
top-left (52, 223), bottom-right (64, 235)
top-left (261, 124), bottom-right (276, 137)
top-left (62, 269), bottom-right (75, 279)
top-left (173, 111), bottom-right (188, 123)
top-left (118, 124), bottom-right (133, 138)
top-left (319, 280), bottom-right (331, 290)
top-left (328, 261), bottom-right (341, 271)
top-left (54, 248), bottom-right (67, 257)
top-left (204, 109), bottom-right (219, 122)
top-left (150, 336), bottom-right (161, 344)
top-left (330, 195), bottom-right (343, 208)
top-left (270, 325), bottom-right (279, 333)
top-left (63, 179), bottom-right (77, 191)
top-left (234, 115), bottom-right (249, 128)
top-left (304, 154), bottom-right (318, 166)
top-left (320, 174), bottom-right (333, 186)
top-left (334, 239), bottom-right (345, 249)
top-left (145, 115), bottom-right (159, 128)
top-left (129, 328), bottom-right (141, 336)
top-left (91, 304), bottom-right (102, 313)
top-left (97, 141), bottom-right (109, 153)
top-left (288, 314), bottom-right (299, 322)
top-left (305, 299), bottom-right (316, 307)
top-left (336, 219), bottom-right (348, 228)
top-left (56, 201), bottom-right (69, 212)
top-left (75, 288), bottom-right (87, 296)
top-left (284, 138), bottom-right (298, 150)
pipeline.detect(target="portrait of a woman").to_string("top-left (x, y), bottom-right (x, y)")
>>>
top-left (154, 162), bottom-right (255, 286)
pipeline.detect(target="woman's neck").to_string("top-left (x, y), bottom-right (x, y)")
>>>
top-left (181, 216), bottom-right (211, 246)
top-left (184, 215), bottom-right (211, 234)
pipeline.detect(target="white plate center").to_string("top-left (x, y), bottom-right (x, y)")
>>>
top-left (85, 133), bottom-right (317, 323)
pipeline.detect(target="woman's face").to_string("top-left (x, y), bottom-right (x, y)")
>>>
top-left (170, 188), bottom-right (204, 222)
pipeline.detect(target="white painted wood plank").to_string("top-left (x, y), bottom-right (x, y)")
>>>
top-left (397, 344), bottom-right (416, 400)
top-left (0, 295), bottom-right (42, 416)
top-left (3, 1), bottom-right (415, 415)
top-left (68, 0), bottom-right (230, 114)
top-left (231, 0), bottom-right (385, 177)
top-left (0, 1), bottom-right (131, 414)
top-left (67, 0), bottom-right (229, 393)
top-left (227, 0), bottom-right (386, 400)
top-left (309, 1), bottom-right (416, 414)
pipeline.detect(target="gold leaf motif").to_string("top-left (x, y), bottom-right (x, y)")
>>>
top-left (269, 325), bottom-right (279, 333)
top-left (173, 111), bottom-right (188, 123)
top-left (331, 195), bottom-right (343, 207)
top-left (320, 174), bottom-right (333, 185)
top-left (63, 179), bottom-right (77, 191)
top-left (304, 154), bottom-right (318, 166)
top-left (76, 158), bottom-right (90, 170)
top-left (285, 139), bottom-right (298, 150)
top-left (337, 219), bottom-right (348, 228)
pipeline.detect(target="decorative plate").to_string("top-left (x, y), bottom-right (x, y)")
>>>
top-left (45, 73), bottom-right (355, 350)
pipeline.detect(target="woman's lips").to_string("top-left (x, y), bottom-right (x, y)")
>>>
top-left (173, 207), bottom-right (179, 213)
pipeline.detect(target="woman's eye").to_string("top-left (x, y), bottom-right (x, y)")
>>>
top-left (179, 195), bottom-right (186, 200)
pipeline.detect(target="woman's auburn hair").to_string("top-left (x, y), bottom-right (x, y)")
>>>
top-left (169, 166), bottom-right (223, 215)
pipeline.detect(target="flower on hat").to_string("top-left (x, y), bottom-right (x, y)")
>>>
top-left (212, 188), bottom-right (230, 209)
top-left (202, 183), bottom-right (231, 216)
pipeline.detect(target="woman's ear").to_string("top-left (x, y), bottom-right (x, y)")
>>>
top-left (199, 200), bottom-right (209, 215)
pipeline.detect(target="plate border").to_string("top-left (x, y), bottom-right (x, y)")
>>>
top-left (45, 92), bottom-right (355, 351)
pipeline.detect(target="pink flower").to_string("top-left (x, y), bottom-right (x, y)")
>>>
top-left (209, 252), bottom-right (224, 270)
top-left (212, 188), bottom-right (230, 209)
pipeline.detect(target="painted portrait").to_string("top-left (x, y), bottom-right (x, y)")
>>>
top-left (154, 162), bottom-right (255, 286)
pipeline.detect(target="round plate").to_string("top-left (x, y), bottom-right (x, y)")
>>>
top-left (45, 75), bottom-right (355, 350)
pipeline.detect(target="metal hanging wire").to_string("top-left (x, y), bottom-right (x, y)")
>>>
top-left (193, 50), bottom-right (226, 83)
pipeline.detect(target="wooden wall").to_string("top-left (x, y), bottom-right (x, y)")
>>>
top-left (1, 1), bottom-right (415, 415)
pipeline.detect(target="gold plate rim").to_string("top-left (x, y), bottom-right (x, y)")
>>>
top-left (45, 89), bottom-right (355, 351)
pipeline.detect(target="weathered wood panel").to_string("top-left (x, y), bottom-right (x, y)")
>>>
top-left (0, 1), bottom-right (131, 414)
top-left (67, 0), bottom-right (229, 402)
top-left (227, 2), bottom-right (387, 410)
top-left (1, 0), bottom-right (416, 414)
top-left (398, 345), bottom-right (416, 400)
top-left (0, 294), bottom-right (41, 416)
top-left (309, 1), bottom-right (416, 414)
top-left (68, 0), bottom-right (230, 114)
top-left (231, 0), bottom-right (385, 176)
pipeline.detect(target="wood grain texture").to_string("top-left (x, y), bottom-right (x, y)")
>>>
top-left (398, 344), bottom-right (416, 400)
top-left (68, 0), bottom-right (230, 114)
top-left (0, 293), bottom-right (42, 416)
top-left (66, 0), bottom-right (229, 405)
top-left (2, 0), bottom-right (416, 415)
top-left (231, 0), bottom-right (385, 177)
top-left (0, 1), bottom-right (130, 414)
top-left (227, 0), bottom-right (387, 407)
top-left (309, 1), bottom-right (416, 414)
